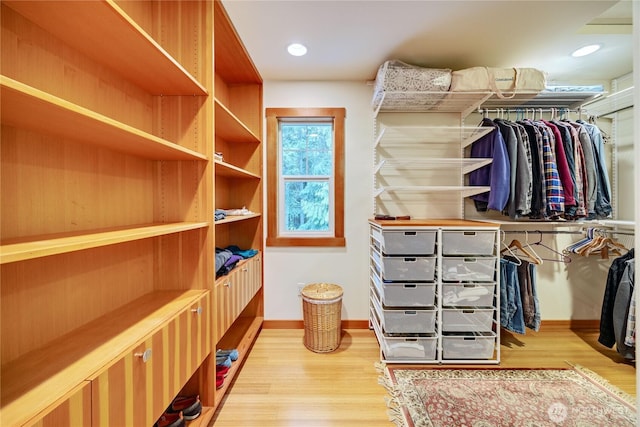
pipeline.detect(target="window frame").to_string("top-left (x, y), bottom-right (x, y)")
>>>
top-left (266, 107), bottom-right (345, 247)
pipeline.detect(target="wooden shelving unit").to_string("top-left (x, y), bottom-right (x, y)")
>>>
top-left (1, 0), bottom-right (264, 425)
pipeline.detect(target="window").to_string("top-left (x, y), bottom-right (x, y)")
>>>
top-left (266, 108), bottom-right (345, 247)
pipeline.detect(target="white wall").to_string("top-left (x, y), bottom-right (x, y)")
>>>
top-left (262, 81), bottom-right (374, 321)
top-left (261, 79), bottom-right (633, 322)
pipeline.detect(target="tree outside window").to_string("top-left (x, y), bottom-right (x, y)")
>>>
top-left (266, 108), bottom-right (345, 247)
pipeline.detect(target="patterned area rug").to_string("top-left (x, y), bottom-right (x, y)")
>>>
top-left (378, 364), bottom-right (637, 427)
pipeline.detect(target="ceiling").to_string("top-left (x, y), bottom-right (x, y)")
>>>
top-left (222, 0), bottom-right (633, 85)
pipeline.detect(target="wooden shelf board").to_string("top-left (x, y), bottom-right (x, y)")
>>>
top-left (3, 0), bottom-right (207, 95)
top-left (1, 290), bottom-right (208, 427)
top-left (215, 160), bottom-right (261, 179)
top-left (214, 1), bottom-right (262, 85)
top-left (215, 99), bottom-right (261, 144)
top-left (1, 76), bottom-right (207, 161)
top-left (0, 222), bottom-right (209, 264)
top-left (215, 213), bottom-right (261, 225)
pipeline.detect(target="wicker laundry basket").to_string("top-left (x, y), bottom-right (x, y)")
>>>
top-left (301, 283), bottom-right (343, 353)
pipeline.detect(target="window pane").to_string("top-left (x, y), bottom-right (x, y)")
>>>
top-left (284, 181), bottom-right (329, 231)
top-left (281, 123), bottom-right (332, 176)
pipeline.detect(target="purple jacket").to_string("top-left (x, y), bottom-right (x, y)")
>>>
top-left (469, 118), bottom-right (510, 212)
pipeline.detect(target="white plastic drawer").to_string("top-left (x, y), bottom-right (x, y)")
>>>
top-left (441, 257), bottom-right (496, 281)
top-left (373, 273), bottom-right (436, 307)
top-left (442, 283), bottom-right (496, 307)
top-left (442, 333), bottom-right (496, 359)
top-left (442, 231), bottom-right (496, 255)
top-left (381, 334), bottom-right (438, 360)
top-left (375, 298), bottom-right (437, 334)
top-left (442, 308), bottom-right (494, 332)
top-left (379, 230), bottom-right (436, 255)
top-left (381, 256), bottom-right (436, 281)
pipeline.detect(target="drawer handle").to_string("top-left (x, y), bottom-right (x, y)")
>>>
top-left (135, 348), bottom-right (152, 363)
top-left (404, 258), bottom-right (417, 262)
top-left (191, 307), bottom-right (203, 315)
top-left (224, 281), bottom-right (232, 288)
top-left (404, 311), bottom-right (417, 315)
top-left (242, 267), bottom-right (249, 272)
top-left (404, 231), bottom-right (417, 236)
top-left (463, 231), bottom-right (476, 236)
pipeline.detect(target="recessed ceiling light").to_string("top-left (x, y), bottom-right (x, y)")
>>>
top-left (287, 43), bottom-right (307, 57)
top-left (571, 44), bottom-right (601, 57)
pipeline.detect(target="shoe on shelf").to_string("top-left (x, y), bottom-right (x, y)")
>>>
top-left (216, 375), bottom-right (224, 389)
top-left (216, 348), bottom-right (239, 361)
top-left (216, 365), bottom-right (230, 377)
top-left (154, 411), bottom-right (185, 427)
top-left (216, 355), bottom-right (232, 369)
top-left (169, 395), bottom-right (202, 421)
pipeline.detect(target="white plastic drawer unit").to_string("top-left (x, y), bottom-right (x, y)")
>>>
top-left (442, 308), bottom-right (495, 332)
top-left (372, 273), bottom-right (436, 307)
top-left (376, 229), bottom-right (437, 256)
top-left (442, 231), bottom-right (496, 256)
top-left (441, 257), bottom-right (496, 282)
top-left (381, 255), bottom-right (436, 281)
top-left (381, 334), bottom-right (438, 360)
top-left (442, 332), bottom-right (496, 359)
top-left (442, 283), bottom-right (496, 307)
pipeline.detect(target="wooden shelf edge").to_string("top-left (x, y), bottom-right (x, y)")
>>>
top-left (0, 222), bottom-right (209, 264)
top-left (3, 0), bottom-right (207, 95)
top-left (187, 406), bottom-right (215, 427)
top-left (215, 160), bottom-right (261, 179)
top-left (214, 213), bottom-right (261, 225)
top-left (0, 76), bottom-right (208, 161)
top-left (1, 289), bottom-right (209, 427)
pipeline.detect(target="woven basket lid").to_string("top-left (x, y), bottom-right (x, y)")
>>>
top-left (301, 283), bottom-right (343, 300)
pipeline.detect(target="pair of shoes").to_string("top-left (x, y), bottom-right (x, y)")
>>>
top-left (168, 395), bottom-right (202, 421)
top-left (216, 375), bottom-right (224, 389)
top-left (216, 355), bottom-right (232, 369)
top-left (216, 348), bottom-right (239, 361)
top-left (154, 412), bottom-right (184, 427)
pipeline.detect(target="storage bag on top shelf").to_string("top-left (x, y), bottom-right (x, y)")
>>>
top-left (450, 67), bottom-right (546, 99)
top-left (372, 60), bottom-right (452, 110)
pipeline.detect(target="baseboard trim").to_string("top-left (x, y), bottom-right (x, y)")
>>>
top-left (262, 319), bottom-right (599, 330)
top-left (263, 320), bottom-right (370, 329)
top-left (541, 319), bottom-right (600, 330)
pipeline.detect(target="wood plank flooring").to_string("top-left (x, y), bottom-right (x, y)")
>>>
top-left (210, 327), bottom-right (636, 426)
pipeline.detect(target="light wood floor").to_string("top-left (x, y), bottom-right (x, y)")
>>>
top-left (210, 327), bottom-right (636, 426)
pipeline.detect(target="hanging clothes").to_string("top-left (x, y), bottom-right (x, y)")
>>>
top-left (598, 248), bottom-right (635, 352)
top-left (499, 255), bottom-right (540, 334)
top-left (471, 113), bottom-right (611, 222)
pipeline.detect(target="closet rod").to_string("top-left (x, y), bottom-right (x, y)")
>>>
top-left (504, 229), bottom-right (635, 236)
top-left (476, 108), bottom-right (581, 114)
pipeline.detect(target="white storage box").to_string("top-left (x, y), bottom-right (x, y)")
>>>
top-left (442, 231), bottom-right (496, 255)
top-left (372, 273), bottom-right (436, 307)
top-left (442, 333), bottom-right (496, 359)
top-left (381, 256), bottom-right (436, 281)
top-left (379, 230), bottom-right (436, 255)
top-left (442, 283), bottom-right (496, 307)
top-left (379, 304), bottom-right (437, 334)
top-left (442, 257), bottom-right (496, 281)
top-left (381, 334), bottom-right (437, 360)
top-left (442, 308), bottom-right (495, 332)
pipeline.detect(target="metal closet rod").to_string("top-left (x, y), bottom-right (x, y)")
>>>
top-left (503, 229), bottom-right (635, 236)
top-left (476, 107), bottom-right (581, 115)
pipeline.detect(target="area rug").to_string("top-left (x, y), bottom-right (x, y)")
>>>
top-left (378, 364), bottom-right (637, 427)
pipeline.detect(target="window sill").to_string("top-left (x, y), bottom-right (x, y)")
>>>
top-left (266, 236), bottom-right (346, 247)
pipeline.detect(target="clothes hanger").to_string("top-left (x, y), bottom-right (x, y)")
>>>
top-left (522, 231), bottom-right (544, 265)
top-left (501, 235), bottom-right (541, 265)
top-left (532, 231), bottom-right (571, 264)
top-left (500, 231), bottom-right (522, 266)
